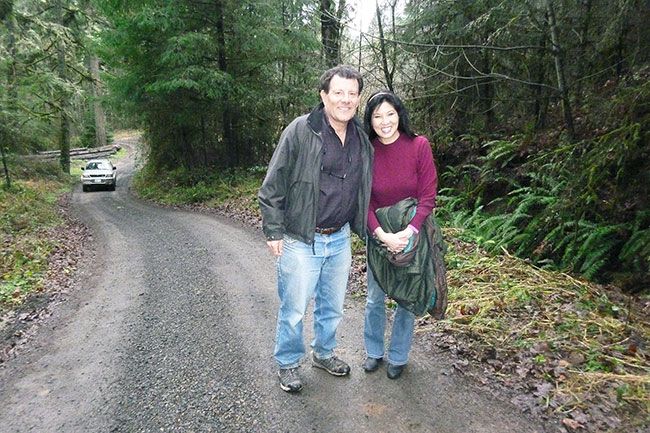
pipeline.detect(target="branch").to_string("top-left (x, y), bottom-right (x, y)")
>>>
top-left (361, 31), bottom-right (546, 52)
top-left (23, 43), bottom-right (57, 68)
top-left (67, 62), bottom-right (93, 82)
top-left (30, 92), bottom-right (62, 112)
top-left (413, 54), bottom-right (556, 90)
top-left (17, 101), bottom-right (56, 119)
top-left (460, 49), bottom-right (558, 90)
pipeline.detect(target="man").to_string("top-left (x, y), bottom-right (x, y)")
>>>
top-left (258, 65), bottom-right (372, 393)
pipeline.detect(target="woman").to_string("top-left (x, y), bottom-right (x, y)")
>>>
top-left (362, 91), bottom-right (438, 379)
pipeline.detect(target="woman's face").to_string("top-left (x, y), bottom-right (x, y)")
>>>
top-left (371, 101), bottom-right (400, 144)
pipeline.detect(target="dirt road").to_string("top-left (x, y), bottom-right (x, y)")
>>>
top-left (0, 139), bottom-right (551, 432)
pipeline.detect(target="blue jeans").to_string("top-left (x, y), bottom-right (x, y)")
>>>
top-left (364, 265), bottom-right (416, 366)
top-left (274, 224), bottom-right (351, 369)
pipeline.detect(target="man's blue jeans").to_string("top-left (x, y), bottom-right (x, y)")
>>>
top-left (364, 265), bottom-right (416, 366)
top-left (274, 224), bottom-right (351, 369)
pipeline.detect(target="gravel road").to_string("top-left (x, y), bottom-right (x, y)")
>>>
top-left (0, 139), bottom-right (551, 433)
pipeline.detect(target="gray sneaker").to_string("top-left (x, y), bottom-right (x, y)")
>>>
top-left (311, 353), bottom-right (350, 376)
top-left (278, 367), bottom-right (303, 393)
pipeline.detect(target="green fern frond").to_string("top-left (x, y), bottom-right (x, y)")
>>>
top-left (619, 228), bottom-right (650, 262)
top-left (578, 239), bottom-right (618, 279)
top-left (481, 139), bottom-right (521, 168)
top-left (542, 224), bottom-right (567, 247)
top-left (571, 225), bottom-right (621, 273)
top-left (476, 213), bottom-right (510, 238)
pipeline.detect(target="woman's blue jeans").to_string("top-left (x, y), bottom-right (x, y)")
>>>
top-left (364, 265), bottom-right (416, 366)
top-left (274, 224), bottom-right (351, 369)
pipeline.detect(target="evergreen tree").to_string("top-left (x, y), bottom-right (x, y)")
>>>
top-left (99, 0), bottom-right (323, 170)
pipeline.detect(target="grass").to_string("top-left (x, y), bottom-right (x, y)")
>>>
top-left (1, 159), bottom-right (74, 307)
top-left (1, 135), bottom-right (128, 308)
top-left (423, 228), bottom-right (649, 427)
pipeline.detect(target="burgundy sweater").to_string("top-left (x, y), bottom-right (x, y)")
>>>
top-left (367, 133), bottom-right (438, 234)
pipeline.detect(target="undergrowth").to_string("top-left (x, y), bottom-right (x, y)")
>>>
top-left (0, 178), bottom-right (70, 306)
top-left (420, 229), bottom-right (650, 430)
top-left (436, 77), bottom-right (650, 287)
top-left (133, 164), bottom-right (265, 209)
top-left (1, 143), bottom-right (125, 308)
top-left (0, 155), bottom-right (76, 306)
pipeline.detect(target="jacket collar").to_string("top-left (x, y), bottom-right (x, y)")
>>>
top-left (307, 103), bottom-right (326, 134)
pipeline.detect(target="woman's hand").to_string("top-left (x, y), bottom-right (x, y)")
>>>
top-left (394, 226), bottom-right (415, 242)
top-left (374, 227), bottom-right (412, 254)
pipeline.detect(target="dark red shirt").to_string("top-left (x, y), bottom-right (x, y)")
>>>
top-left (367, 133), bottom-right (438, 233)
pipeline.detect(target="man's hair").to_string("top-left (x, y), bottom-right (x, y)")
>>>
top-left (363, 90), bottom-right (416, 142)
top-left (319, 65), bottom-right (363, 94)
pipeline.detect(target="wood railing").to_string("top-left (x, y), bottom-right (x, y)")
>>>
top-left (33, 145), bottom-right (121, 160)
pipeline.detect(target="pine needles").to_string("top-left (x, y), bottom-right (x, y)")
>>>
top-left (421, 231), bottom-right (650, 428)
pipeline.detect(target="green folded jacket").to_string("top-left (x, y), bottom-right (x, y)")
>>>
top-left (368, 197), bottom-right (448, 318)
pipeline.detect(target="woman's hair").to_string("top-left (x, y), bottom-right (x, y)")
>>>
top-left (363, 90), bottom-right (416, 142)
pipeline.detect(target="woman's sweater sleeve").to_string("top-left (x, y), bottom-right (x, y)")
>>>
top-left (409, 136), bottom-right (438, 231)
top-left (367, 200), bottom-right (381, 234)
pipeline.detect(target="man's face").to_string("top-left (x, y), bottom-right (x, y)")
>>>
top-left (320, 75), bottom-right (360, 128)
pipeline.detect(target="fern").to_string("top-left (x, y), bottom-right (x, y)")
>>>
top-left (517, 214), bottom-right (551, 255)
top-left (482, 139), bottom-right (521, 168)
top-left (619, 228), bottom-right (650, 262)
top-left (558, 221), bottom-right (595, 270)
top-left (574, 225), bottom-right (623, 278)
top-left (542, 222), bottom-right (568, 248)
top-left (438, 113), bottom-right (648, 283)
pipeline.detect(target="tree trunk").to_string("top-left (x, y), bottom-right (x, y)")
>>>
top-left (320, 0), bottom-right (343, 67)
top-left (375, 2), bottom-right (393, 90)
top-left (58, 102), bottom-right (71, 174)
top-left (451, 56), bottom-right (471, 137)
top-left (5, 14), bottom-right (17, 103)
top-left (573, 0), bottom-right (592, 106)
top-left (2, 8), bottom-right (16, 188)
top-left (56, 0), bottom-right (70, 173)
top-left (89, 55), bottom-right (107, 148)
top-left (200, 112), bottom-right (209, 166)
top-left (614, 4), bottom-right (632, 77)
top-left (215, 0), bottom-right (236, 167)
top-left (531, 20), bottom-right (549, 130)
top-left (280, 0), bottom-right (289, 125)
top-left (546, 0), bottom-right (575, 139)
top-left (0, 144), bottom-right (9, 189)
top-left (374, 1), bottom-right (399, 91)
top-left (480, 45), bottom-right (495, 131)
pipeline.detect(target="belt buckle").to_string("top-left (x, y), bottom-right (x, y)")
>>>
top-left (316, 226), bottom-right (339, 235)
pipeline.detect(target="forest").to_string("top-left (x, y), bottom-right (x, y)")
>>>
top-left (1, 1), bottom-right (649, 430)
top-left (1, 0), bottom-right (648, 289)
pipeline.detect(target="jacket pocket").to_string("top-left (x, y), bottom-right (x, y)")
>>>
top-left (285, 181), bottom-right (314, 234)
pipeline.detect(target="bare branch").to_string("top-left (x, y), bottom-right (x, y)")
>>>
top-left (361, 31), bottom-right (546, 52)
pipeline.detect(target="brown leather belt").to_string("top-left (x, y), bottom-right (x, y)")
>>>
top-left (315, 226), bottom-right (341, 235)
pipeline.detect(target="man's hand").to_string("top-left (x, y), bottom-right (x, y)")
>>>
top-left (267, 239), bottom-right (283, 257)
